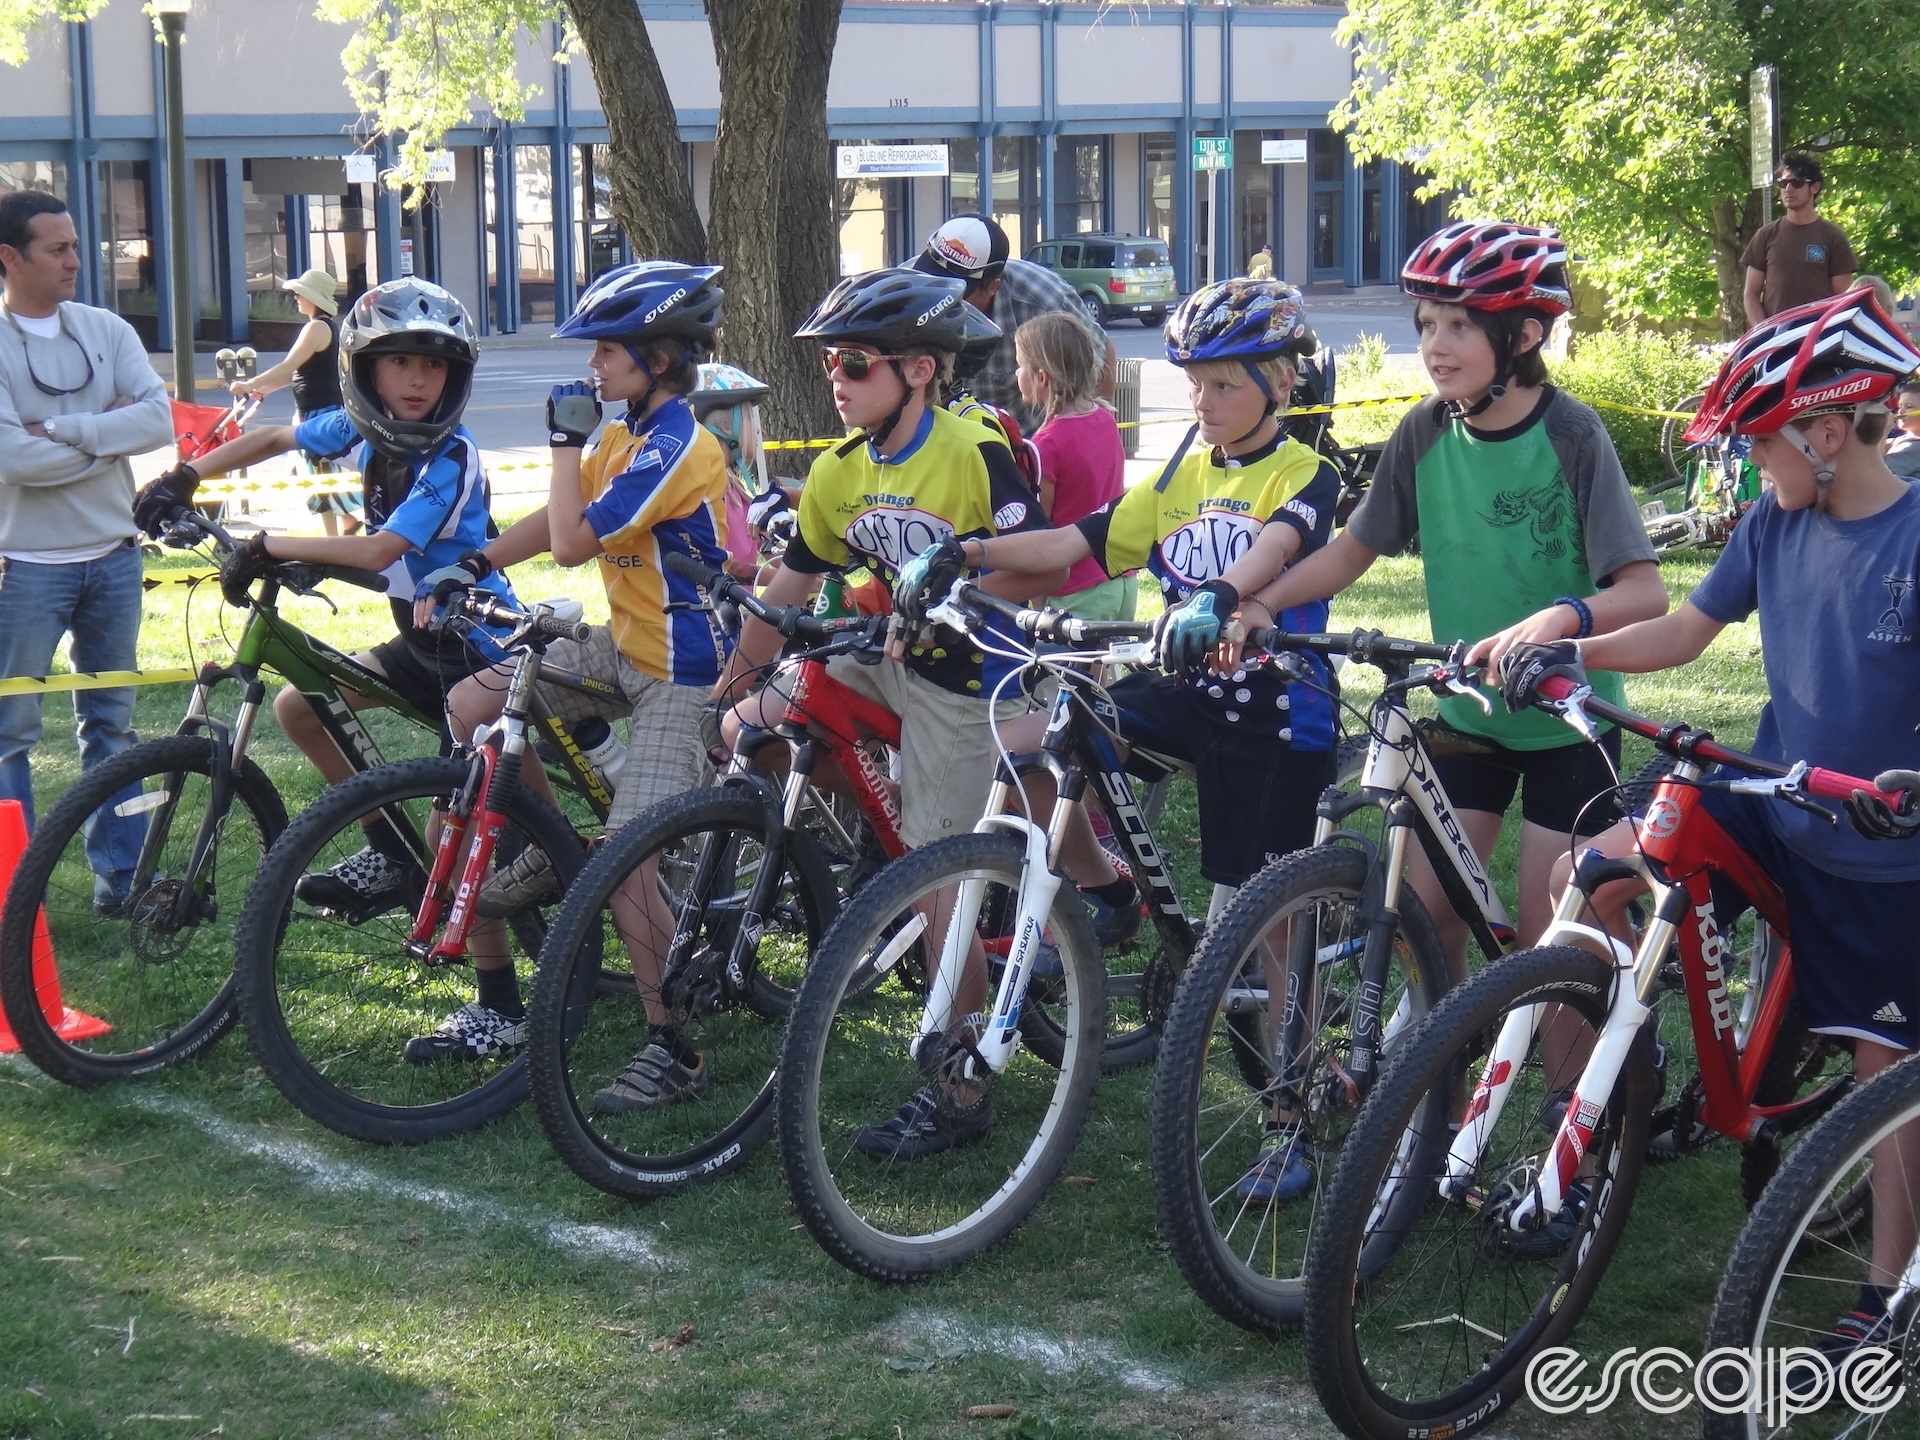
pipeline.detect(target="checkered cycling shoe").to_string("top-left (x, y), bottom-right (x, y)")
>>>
top-left (293, 846), bottom-right (422, 922)
top-left (402, 1003), bottom-right (528, 1065)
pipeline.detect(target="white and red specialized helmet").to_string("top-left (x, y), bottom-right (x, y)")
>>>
top-left (1400, 221), bottom-right (1572, 317)
top-left (1684, 286), bottom-right (1920, 444)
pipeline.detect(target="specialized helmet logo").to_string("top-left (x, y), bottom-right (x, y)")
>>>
top-left (644, 287), bottom-right (689, 325)
top-left (1790, 374), bottom-right (1877, 410)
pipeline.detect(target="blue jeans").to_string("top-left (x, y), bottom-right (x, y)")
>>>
top-left (0, 541), bottom-right (146, 903)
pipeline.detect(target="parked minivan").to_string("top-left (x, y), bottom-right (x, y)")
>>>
top-left (1024, 234), bottom-right (1178, 328)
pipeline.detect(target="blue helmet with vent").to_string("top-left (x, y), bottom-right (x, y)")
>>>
top-left (556, 261), bottom-right (724, 345)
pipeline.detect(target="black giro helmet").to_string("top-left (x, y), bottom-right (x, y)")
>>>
top-left (794, 269), bottom-right (985, 355)
top-left (339, 278), bottom-right (478, 462)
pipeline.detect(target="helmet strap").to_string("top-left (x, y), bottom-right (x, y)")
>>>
top-left (1781, 422), bottom-right (1838, 509)
top-left (867, 359), bottom-right (918, 452)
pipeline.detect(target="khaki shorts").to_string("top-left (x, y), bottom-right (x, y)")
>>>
top-left (820, 653), bottom-right (1027, 849)
top-left (537, 626), bottom-right (710, 829)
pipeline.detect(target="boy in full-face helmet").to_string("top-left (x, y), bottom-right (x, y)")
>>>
top-left (133, 278), bottom-right (533, 1061)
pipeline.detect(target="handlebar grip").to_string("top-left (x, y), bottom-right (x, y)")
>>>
top-left (664, 551), bottom-right (718, 588)
top-left (1807, 767), bottom-right (1903, 806)
top-left (1537, 675), bottom-right (1577, 703)
top-left (536, 613), bottom-right (593, 643)
top-left (311, 564), bottom-right (391, 594)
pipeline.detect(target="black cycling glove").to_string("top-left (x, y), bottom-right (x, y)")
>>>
top-left (1847, 769), bottom-right (1920, 841)
top-left (547, 381), bottom-right (602, 448)
top-left (133, 464), bottom-right (201, 538)
top-left (1499, 641), bottom-right (1587, 714)
top-left (218, 531), bottom-right (274, 607)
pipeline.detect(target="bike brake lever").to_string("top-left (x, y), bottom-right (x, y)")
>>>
top-left (1439, 668), bottom-right (1495, 716)
top-left (1780, 785), bottom-right (1842, 828)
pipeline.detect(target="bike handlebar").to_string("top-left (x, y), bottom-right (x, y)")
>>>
top-left (944, 579), bottom-right (1155, 646)
top-left (1533, 675), bottom-right (1905, 806)
top-left (664, 550), bottom-right (880, 645)
top-left (457, 594), bottom-right (593, 644)
top-left (159, 511), bottom-right (390, 599)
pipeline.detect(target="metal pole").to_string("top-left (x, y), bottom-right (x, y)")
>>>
top-left (1206, 166), bottom-right (1216, 287)
top-left (159, 11), bottom-right (193, 399)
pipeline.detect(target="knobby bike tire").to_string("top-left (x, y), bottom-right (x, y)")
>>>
top-left (1303, 945), bottom-right (1656, 1440)
top-left (1656, 391), bottom-right (1705, 492)
top-left (527, 787), bottom-right (840, 1198)
top-left (1042, 736), bottom-right (1370, 1077)
top-left (0, 734), bottom-right (286, 1087)
top-left (1150, 843), bottom-right (1450, 1334)
top-left (235, 756), bottom-right (584, 1145)
top-left (776, 831), bottom-right (1104, 1281)
top-left (1703, 1056), bottom-right (1920, 1440)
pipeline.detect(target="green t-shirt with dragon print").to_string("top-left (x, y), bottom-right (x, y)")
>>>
top-left (1346, 387), bottom-right (1657, 749)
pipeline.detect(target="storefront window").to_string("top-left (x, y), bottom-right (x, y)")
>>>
top-left (515, 145), bottom-right (556, 325)
top-left (311, 186), bottom-right (374, 305)
top-left (95, 161), bottom-right (152, 317)
top-left (1309, 129), bottom-right (1345, 279)
top-left (0, 161), bottom-right (65, 199)
top-left (948, 136), bottom-right (980, 215)
top-left (241, 175), bottom-right (290, 317)
top-left (1234, 129), bottom-right (1271, 278)
top-left (574, 144), bottom-right (626, 287)
top-left (1402, 167), bottom-right (1450, 258)
top-left (1142, 133), bottom-right (1174, 247)
top-left (1053, 136), bottom-right (1104, 236)
top-left (836, 175), bottom-right (905, 275)
top-left (992, 135), bottom-right (1039, 256)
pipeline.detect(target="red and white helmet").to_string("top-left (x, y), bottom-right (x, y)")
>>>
top-left (1683, 287), bottom-right (1920, 444)
top-left (1400, 221), bottom-right (1572, 316)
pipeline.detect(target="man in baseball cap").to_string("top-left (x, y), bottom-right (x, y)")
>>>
top-left (911, 213), bottom-right (1115, 435)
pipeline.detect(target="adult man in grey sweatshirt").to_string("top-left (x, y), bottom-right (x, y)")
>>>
top-left (0, 189), bottom-right (171, 907)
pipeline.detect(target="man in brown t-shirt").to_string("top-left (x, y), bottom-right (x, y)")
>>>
top-left (1742, 150), bottom-right (1857, 325)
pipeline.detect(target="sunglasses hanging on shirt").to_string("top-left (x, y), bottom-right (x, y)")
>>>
top-left (5, 308), bottom-right (96, 398)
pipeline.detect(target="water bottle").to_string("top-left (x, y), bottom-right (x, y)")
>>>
top-left (573, 714), bottom-right (626, 787)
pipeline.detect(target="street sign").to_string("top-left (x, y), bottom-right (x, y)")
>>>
top-left (836, 144), bottom-right (950, 179)
top-left (1749, 65), bottom-right (1778, 191)
top-left (343, 153), bottom-right (377, 186)
top-left (1193, 135), bottom-right (1233, 170)
top-left (1261, 138), bottom-right (1306, 166)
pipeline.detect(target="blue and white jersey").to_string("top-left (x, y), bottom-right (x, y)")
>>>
top-left (293, 412), bottom-right (517, 633)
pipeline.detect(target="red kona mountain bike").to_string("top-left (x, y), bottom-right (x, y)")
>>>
top-left (1302, 677), bottom-right (1905, 1440)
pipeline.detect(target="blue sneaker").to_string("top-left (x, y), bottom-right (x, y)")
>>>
top-left (1236, 1127), bottom-right (1313, 1203)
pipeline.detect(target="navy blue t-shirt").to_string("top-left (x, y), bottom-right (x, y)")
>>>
top-left (1690, 485), bottom-right (1920, 880)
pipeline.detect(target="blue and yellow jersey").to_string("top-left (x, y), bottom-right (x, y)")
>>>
top-left (1078, 434), bottom-right (1340, 748)
top-left (579, 395), bottom-right (734, 687)
top-left (785, 406), bottom-right (1049, 697)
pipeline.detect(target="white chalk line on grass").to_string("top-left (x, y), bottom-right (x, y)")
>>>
top-left (0, 1057), bottom-right (669, 1270)
top-left (892, 1308), bottom-right (1183, 1395)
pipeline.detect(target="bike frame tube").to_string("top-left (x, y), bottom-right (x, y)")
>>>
top-left (781, 656), bottom-right (907, 859)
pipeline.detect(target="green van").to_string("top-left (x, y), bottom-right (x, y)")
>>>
top-left (1023, 234), bottom-right (1178, 329)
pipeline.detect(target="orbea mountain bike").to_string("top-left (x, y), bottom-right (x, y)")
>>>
top-left (1303, 678), bottom-right (1897, 1440)
top-left (1150, 626), bottom-right (1523, 1335)
top-left (231, 592), bottom-right (625, 1144)
top-left (525, 553), bottom-right (904, 1198)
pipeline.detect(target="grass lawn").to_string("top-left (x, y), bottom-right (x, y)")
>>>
top-left (1, 540), bottom-right (1773, 1439)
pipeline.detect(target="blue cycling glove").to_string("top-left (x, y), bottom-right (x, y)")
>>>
top-left (547, 381), bottom-right (602, 448)
top-left (1154, 580), bottom-right (1238, 672)
top-left (893, 537), bottom-right (968, 628)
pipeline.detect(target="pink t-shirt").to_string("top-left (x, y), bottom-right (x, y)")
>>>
top-left (1032, 406), bottom-right (1126, 596)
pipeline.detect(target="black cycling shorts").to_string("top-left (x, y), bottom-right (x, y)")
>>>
top-left (1109, 672), bottom-right (1335, 888)
top-left (362, 631), bottom-right (502, 747)
top-left (1425, 722), bottom-right (1623, 839)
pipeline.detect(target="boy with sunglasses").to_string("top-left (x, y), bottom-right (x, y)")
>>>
top-left (0, 189), bottom-right (171, 910)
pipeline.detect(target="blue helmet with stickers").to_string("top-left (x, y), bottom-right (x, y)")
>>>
top-left (1164, 278), bottom-right (1316, 368)
top-left (556, 261), bottom-right (724, 345)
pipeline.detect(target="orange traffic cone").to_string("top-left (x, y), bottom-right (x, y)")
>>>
top-left (0, 798), bottom-right (110, 1052)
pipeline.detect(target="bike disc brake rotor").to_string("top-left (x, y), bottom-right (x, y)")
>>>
top-left (127, 878), bottom-right (198, 964)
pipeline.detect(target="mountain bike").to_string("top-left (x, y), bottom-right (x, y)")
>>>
top-left (1150, 626), bottom-right (1534, 1335)
top-left (1302, 679), bottom-right (1894, 1440)
top-left (774, 578), bottom-right (1371, 1280)
top-left (230, 592), bottom-right (634, 1144)
top-left (0, 514), bottom-right (434, 1087)
top-left (525, 553), bottom-right (905, 1198)
top-left (1705, 1053), bottom-right (1920, 1438)
top-left (1647, 389), bottom-right (1764, 557)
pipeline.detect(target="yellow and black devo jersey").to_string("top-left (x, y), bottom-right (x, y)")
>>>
top-left (1078, 433), bottom-right (1340, 746)
top-left (785, 406), bottom-right (1049, 696)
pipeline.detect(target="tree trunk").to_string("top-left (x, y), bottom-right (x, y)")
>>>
top-left (770, 0), bottom-right (847, 448)
top-left (707, 0), bottom-right (806, 441)
top-left (564, 0), bottom-right (706, 263)
top-left (1709, 191), bottom-right (1760, 339)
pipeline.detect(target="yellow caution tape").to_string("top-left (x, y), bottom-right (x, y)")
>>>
top-left (195, 473), bottom-right (361, 500)
top-left (0, 668), bottom-right (198, 697)
top-left (1582, 396), bottom-right (1699, 422)
top-left (142, 570), bottom-right (217, 589)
